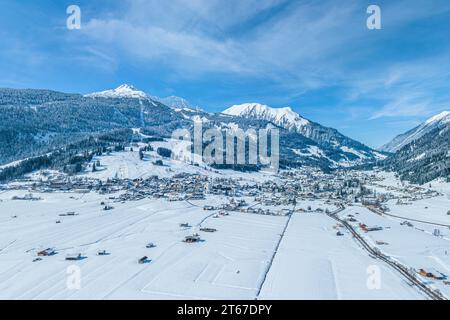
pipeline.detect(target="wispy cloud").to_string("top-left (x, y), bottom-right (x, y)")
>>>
top-left (81, 1), bottom-right (358, 78)
top-left (79, 0), bottom-right (450, 110)
top-left (352, 54), bottom-right (450, 120)
top-left (370, 96), bottom-right (431, 120)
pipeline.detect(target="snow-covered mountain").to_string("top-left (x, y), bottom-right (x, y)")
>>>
top-left (0, 86), bottom-right (387, 177)
top-left (223, 103), bottom-right (310, 132)
top-left (156, 96), bottom-right (200, 112)
top-left (0, 87), bottom-right (184, 166)
top-left (380, 111), bottom-right (450, 153)
top-left (383, 122), bottom-right (449, 184)
top-left (85, 84), bottom-right (148, 99)
top-left (86, 84), bottom-right (201, 113)
top-left (222, 103), bottom-right (384, 165)
top-left (380, 111), bottom-right (450, 184)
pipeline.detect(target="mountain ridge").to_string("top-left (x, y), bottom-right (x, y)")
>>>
top-left (1, 86), bottom-right (386, 175)
top-left (383, 124), bottom-right (450, 184)
top-left (380, 111), bottom-right (450, 153)
top-left (85, 84), bottom-right (148, 99)
top-left (223, 103), bottom-right (310, 131)
top-left (222, 102), bottom-right (385, 165)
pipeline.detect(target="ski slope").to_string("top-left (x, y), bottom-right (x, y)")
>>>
top-left (79, 143), bottom-right (277, 184)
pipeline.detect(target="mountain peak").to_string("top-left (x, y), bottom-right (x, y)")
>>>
top-left (380, 110), bottom-right (450, 153)
top-left (425, 110), bottom-right (450, 125)
top-left (222, 103), bottom-right (309, 130)
top-left (221, 102), bottom-right (380, 165)
top-left (157, 95), bottom-right (201, 112)
top-left (116, 84), bottom-right (138, 91)
top-left (85, 84), bottom-right (148, 99)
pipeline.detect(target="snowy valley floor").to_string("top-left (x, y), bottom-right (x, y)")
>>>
top-left (0, 189), bottom-right (443, 299)
top-left (0, 149), bottom-right (448, 300)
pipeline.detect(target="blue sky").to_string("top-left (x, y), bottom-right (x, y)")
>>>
top-left (1, 0), bottom-right (450, 148)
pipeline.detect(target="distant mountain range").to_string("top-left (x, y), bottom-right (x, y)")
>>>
top-left (380, 111), bottom-right (450, 153)
top-left (85, 84), bottom-right (148, 99)
top-left (381, 111), bottom-right (450, 184)
top-left (222, 103), bottom-right (386, 165)
top-left (0, 86), bottom-right (184, 166)
top-left (223, 103), bottom-right (311, 131)
top-left (3, 84), bottom-right (448, 184)
top-left (156, 96), bottom-right (201, 112)
top-left (86, 84), bottom-right (201, 112)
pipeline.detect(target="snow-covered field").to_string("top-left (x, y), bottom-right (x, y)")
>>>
top-left (260, 209), bottom-right (423, 299)
top-left (385, 196), bottom-right (450, 227)
top-left (336, 205), bottom-right (450, 297)
top-left (0, 191), bottom-right (287, 299)
top-left (0, 151), bottom-right (448, 300)
top-left (0, 188), bottom-right (439, 300)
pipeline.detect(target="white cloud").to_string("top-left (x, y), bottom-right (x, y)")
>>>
top-left (77, 0), bottom-right (450, 120)
top-left (81, 1), bottom-right (363, 83)
top-left (84, 18), bottom-right (248, 73)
